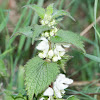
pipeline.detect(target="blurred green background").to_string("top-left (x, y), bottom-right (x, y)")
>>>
top-left (0, 0), bottom-right (100, 100)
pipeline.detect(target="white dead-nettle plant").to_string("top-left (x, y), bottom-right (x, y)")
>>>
top-left (15, 3), bottom-right (85, 100)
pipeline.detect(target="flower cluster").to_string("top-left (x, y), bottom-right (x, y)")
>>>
top-left (40, 74), bottom-right (73, 100)
top-left (40, 14), bottom-right (58, 38)
top-left (36, 14), bottom-right (70, 62)
top-left (36, 37), bottom-right (70, 62)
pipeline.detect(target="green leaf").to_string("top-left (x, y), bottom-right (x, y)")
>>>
top-left (24, 56), bottom-right (59, 100)
top-left (14, 26), bottom-right (33, 38)
top-left (24, 4), bottom-right (45, 19)
top-left (46, 3), bottom-right (54, 15)
top-left (51, 30), bottom-right (85, 52)
top-left (0, 60), bottom-right (7, 77)
top-left (84, 53), bottom-right (100, 62)
top-left (32, 25), bottom-right (51, 44)
top-left (67, 95), bottom-right (79, 100)
top-left (52, 10), bottom-right (75, 21)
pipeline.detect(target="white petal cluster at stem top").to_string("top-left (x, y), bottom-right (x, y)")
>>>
top-left (39, 74), bottom-right (73, 100)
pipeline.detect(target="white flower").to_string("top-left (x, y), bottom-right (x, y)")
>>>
top-left (38, 52), bottom-right (47, 58)
top-left (36, 37), bottom-right (49, 57)
top-left (52, 56), bottom-right (59, 62)
top-left (38, 53), bottom-right (44, 58)
top-left (43, 87), bottom-right (54, 96)
top-left (59, 51), bottom-right (65, 57)
top-left (52, 44), bottom-right (65, 61)
top-left (53, 74), bottom-right (73, 98)
top-left (55, 44), bottom-right (65, 52)
top-left (40, 87), bottom-right (54, 100)
top-left (48, 50), bottom-right (54, 58)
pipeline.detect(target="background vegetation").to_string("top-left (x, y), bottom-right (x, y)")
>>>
top-left (0, 0), bottom-right (100, 100)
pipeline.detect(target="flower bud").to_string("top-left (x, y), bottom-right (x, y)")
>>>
top-left (45, 20), bottom-right (49, 24)
top-left (54, 27), bottom-right (58, 33)
top-left (50, 31), bottom-right (54, 36)
top-left (45, 32), bottom-right (49, 37)
top-left (41, 20), bottom-right (45, 25)
top-left (50, 19), bottom-right (56, 25)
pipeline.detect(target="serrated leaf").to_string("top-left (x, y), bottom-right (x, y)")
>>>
top-left (14, 26), bottom-right (33, 38)
top-left (52, 10), bottom-right (75, 21)
top-left (51, 30), bottom-right (85, 52)
top-left (32, 25), bottom-right (51, 44)
top-left (67, 95), bottom-right (79, 100)
top-left (24, 4), bottom-right (45, 19)
top-left (24, 56), bottom-right (59, 100)
top-left (46, 3), bottom-right (54, 15)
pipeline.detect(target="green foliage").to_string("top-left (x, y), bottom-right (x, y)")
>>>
top-left (67, 95), bottom-right (79, 100)
top-left (32, 25), bottom-right (51, 44)
top-left (52, 10), bottom-right (75, 21)
top-left (24, 56), bottom-right (59, 100)
top-left (46, 3), bottom-right (54, 15)
top-left (58, 55), bottom-right (72, 73)
top-left (0, 60), bottom-right (7, 77)
top-left (24, 4), bottom-right (45, 19)
top-left (51, 30), bottom-right (85, 52)
top-left (25, 3), bottom-right (74, 21)
top-left (15, 26), bottom-right (33, 38)
top-left (84, 53), bottom-right (100, 62)
top-left (14, 25), bottom-right (51, 44)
